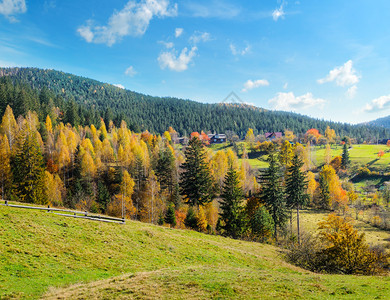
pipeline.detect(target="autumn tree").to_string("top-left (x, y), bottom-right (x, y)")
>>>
top-left (318, 214), bottom-right (389, 274)
top-left (279, 140), bottom-right (294, 169)
top-left (0, 134), bottom-right (11, 199)
top-left (45, 171), bottom-right (65, 206)
top-left (107, 170), bottom-right (135, 218)
top-left (219, 165), bottom-right (245, 238)
top-left (0, 105), bottom-right (18, 150)
top-left (245, 128), bottom-right (255, 150)
top-left (325, 126), bottom-right (336, 144)
top-left (180, 136), bottom-right (214, 207)
top-left (259, 153), bottom-right (287, 241)
top-left (285, 154), bottom-right (309, 244)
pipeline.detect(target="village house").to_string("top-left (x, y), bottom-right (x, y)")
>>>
top-left (265, 132), bottom-right (283, 140)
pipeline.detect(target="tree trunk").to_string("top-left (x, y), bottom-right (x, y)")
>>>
top-left (297, 204), bottom-right (300, 245)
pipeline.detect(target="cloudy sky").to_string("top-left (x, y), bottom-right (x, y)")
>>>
top-left (1, 0), bottom-right (390, 124)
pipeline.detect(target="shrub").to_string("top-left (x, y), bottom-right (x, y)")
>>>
top-left (285, 214), bottom-right (389, 275)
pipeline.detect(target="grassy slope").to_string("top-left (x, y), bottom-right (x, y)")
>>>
top-left (297, 209), bottom-right (390, 246)
top-left (0, 205), bottom-right (389, 299)
top-left (210, 143), bottom-right (390, 170)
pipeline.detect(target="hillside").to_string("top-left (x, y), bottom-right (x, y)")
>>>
top-left (1, 203), bottom-right (389, 299)
top-left (0, 67), bottom-right (387, 140)
top-left (367, 115), bottom-right (390, 130)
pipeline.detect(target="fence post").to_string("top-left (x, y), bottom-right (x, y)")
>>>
top-left (47, 205), bottom-right (50, 212)
top-left (5, 200), bottom-right (8, 205)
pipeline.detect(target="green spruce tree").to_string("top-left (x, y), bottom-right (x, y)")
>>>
top-left (259, 153), bottom-right (287, 242)
top-left (164, 203), bottom-right (177, 227)
top-left (341, 140), bottom-right (350, 169)
top-left (180, 137), bottom-right (214, 207)
top-left (11, 129), bottom-right (47, 204)
top-left (285, 154), bottom-right (309, 244)
top-left (219, 165), bottom-right (245, 239)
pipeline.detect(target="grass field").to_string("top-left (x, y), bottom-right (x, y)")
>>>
top-left (1, 204), bottom-right (389, 299)
top-left (210, 143), bottom-right (390, 172)
top-left (296, 209), bottom-right (390, 246)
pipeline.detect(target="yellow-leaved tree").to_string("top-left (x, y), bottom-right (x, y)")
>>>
top-left (107, 170), bottom-right (135, 218)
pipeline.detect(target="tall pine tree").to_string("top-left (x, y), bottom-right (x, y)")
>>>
top-left (180, 137), bottom-right (214, 207)
top-left (285, 154), bottom-right (309, 244)
top-left (259, 153), bottom-right (287, 241)
top-left (219, 165), bottom-right (245, 239)
top-left (341, 141), bottom-right (350, 169)
top-left (11, 128), bottom-right (47, 204)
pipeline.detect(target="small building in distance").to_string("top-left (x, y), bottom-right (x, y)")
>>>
top-left (209, 134), bottom-right (227, 144)
top-left (265, 132), bottom-right (283, 140)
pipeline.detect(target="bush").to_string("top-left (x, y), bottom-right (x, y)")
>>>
top-left (285, 214), bottom-right (389, 275)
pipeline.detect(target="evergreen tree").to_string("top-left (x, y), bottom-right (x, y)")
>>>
top-left (184, 206), bottom-right (198, 229)
top-left (250, 206), bottom-right (274, 242)
top-left (164, 203), bottom-right (176, 227)
top-left (156, 147), bottom-right (176, 199)
top-left (180, 137), bottom-right (214, 207)
top-left (97, 180), bottom-right (111, 213)
top-left (219, 165), bottom-right (245, 239)
top-left (259, 153), bottom-right (287, 241)
top-left (285, 154), bottom-right (309, 244)
top-left (341, 142), bottom-right (350, 169)
top-left (11, 129), bottom-right (47, 204)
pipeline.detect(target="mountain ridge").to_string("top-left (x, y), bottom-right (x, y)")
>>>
top-left (0, 67), bottom-right (387, 140)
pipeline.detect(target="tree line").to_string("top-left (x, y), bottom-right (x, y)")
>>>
top-left (0, 67), bottom-right (388, 141)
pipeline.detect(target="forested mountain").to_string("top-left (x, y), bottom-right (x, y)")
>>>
top-left (366, 115), bottom-right (390, 129)
top-left (0, 67), bottom-right (387, 141)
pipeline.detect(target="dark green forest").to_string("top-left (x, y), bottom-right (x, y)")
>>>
top-left (0, 67), bottom-right (387, 140)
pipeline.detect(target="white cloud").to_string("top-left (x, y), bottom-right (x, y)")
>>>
top-left (346, 85), bottom-right (357, 99)
top-left (113, 84), bottom-right (125, 89)
top-left (184, 1), bottom-right (240, 19)
top-left (363, 94), bottom-right (390, 112)
top-left (77, 0), bottom-right (178, 46)
top-left (230, 43), bottom-right (250, 56)
top-left (175, 27), bottom-right (183, 37)
top-left (158, 46), bottom-right (197, 71)
top-left (268, 92), bottom-right (326, 111)
top-left (272, 3), bottom-right (285, 21)
top-left (160, 41), bottom-right (174, 48)
top-left (283, 82), bottom-right (288, 89)
top-left (0, 0), bottom-right (27, 22)
top-left (189, 31), bottom-right (211, 44)
top-left (242, 79), bottom-right (269, 92)
top-left (317, 60), bottom-right (360, 87)
top-left (125, 66), bottom-right (137, 77)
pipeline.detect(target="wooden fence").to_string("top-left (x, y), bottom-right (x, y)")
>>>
top-left (0, 200), bottom-right (125, 224)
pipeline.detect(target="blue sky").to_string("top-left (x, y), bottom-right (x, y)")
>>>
top-left (1, 0), bottom-right (390, 124)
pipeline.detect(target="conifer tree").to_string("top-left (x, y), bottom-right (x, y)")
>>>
top-left (285, 154), bottom-right (309, 244)
top-left (11, 129), bottom-right (47, 204)
top-left (180, 136), bottom-right (214, 207)
top-left (164, 203), bottom-right (176, 227)
top-left (259, 153), bottom-right (287, 241)
top-left (219, 165), bottom-right (245, 239)
top-left (341, 141), bottom-right (350, 169)
top-left (184, 206), bottom-right (198, 229)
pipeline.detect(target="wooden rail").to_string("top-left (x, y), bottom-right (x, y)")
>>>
top-left (0, 200), bottom-right (125, 224)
